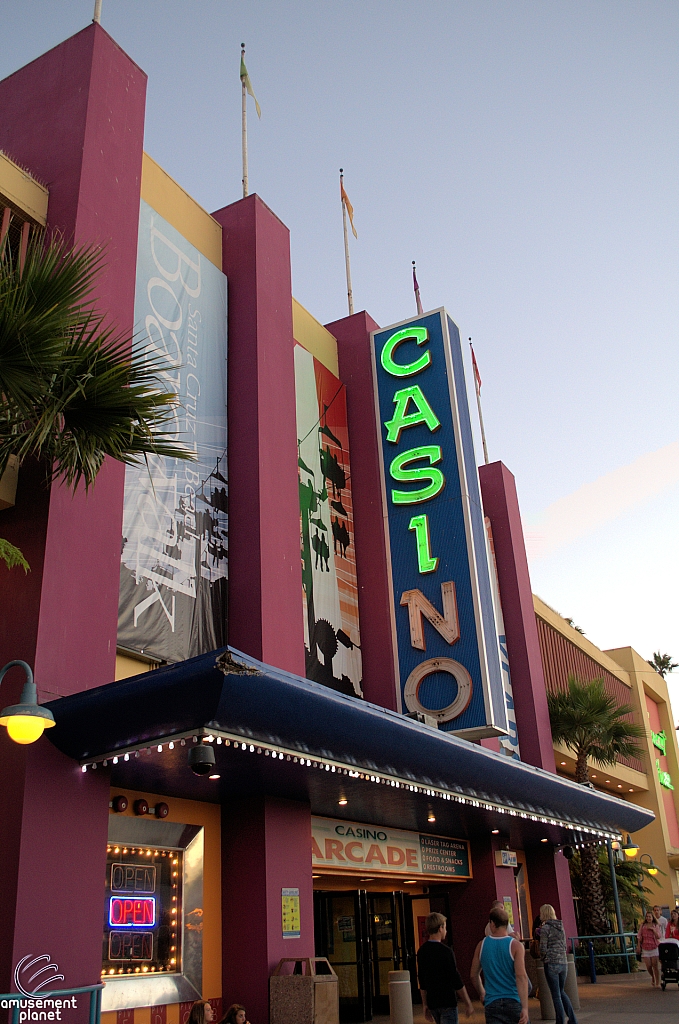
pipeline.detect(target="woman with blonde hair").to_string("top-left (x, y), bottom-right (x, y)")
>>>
top-left (539, 904), bottom-right (578, 1024)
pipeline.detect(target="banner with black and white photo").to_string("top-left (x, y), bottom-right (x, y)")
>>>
top-left (117, 200), bottom-right (228, 663)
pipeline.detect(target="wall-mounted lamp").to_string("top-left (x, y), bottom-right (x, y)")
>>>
top-left (0, 661), bottom-right (55, 744)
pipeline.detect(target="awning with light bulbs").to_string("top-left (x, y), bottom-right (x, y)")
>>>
top-left (45, 646), bottom-right (654, 847)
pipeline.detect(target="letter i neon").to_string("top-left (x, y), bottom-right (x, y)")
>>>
top-left (408, 514), bottom-right (438, 573)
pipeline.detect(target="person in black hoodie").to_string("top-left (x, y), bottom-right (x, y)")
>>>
top-left (417, 912), bottom-right (474, 1023)
top-left (539, 904), bottom-right (578, 1024)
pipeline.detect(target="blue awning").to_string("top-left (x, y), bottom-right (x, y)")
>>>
top-left (46, 647), bottom-right (654, 842)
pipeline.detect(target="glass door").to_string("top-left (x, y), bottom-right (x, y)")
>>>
top-left (314, 890), bottom-right (371, 1022)
top-left (367, 892), bottom-right (409, 1015)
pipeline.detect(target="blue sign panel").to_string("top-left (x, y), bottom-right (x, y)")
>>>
top-left (371, 311), bottom-right (507, 737)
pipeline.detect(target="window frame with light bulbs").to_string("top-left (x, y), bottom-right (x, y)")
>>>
top-left (101, 818), bottom-right (204, 1011)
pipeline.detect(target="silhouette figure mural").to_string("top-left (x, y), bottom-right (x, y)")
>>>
top-left (294, 344), bottom-right (363, 697)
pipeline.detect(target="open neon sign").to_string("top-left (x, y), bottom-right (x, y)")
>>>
top-left (109, 896), bottom-right (156, 927)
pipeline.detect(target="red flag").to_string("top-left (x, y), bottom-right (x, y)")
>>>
top-left (412, 261), bottom-right (423, 316)
top-left (470, 342), bottom-right (482, 392)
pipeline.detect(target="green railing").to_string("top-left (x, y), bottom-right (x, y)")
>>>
top-left (569, 933), bottom-right (637, 980)
top-left (0, 984), bottom-right (103, 1024)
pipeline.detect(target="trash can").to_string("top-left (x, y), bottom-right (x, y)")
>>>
top-left (270, 958), bottom-right (339, 1024)
top-left (565, 953), bottom-right (580, 1011)
top-left (388, 970), bottom-right (413, 1024)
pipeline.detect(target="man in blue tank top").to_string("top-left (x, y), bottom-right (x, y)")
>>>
top-left (470, 907), bottom-right (528, 1024)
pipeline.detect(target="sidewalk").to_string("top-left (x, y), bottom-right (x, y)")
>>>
top-left (371, 971), bottom-right (679, 1024)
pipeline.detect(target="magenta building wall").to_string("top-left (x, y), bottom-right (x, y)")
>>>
top-left (479, 461), bottom-right (556, 772)
top-left (221, 797), bottom-right (314, 1022)
top-left (328, 311), bottom-right (400, 711)
top-left (0, 23), bottom-right (146, 700)
top-left (0, 25), bottom-right (146, 1005)
top-left (212, 195), bottom-right (305, 677)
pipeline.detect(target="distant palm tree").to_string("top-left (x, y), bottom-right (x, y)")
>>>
top-left (650, 652), bottom-right (678, 679)
top-left (547, 675), bottom-right (645, 935)
top-left (0, 233), bottom-right (193, 569)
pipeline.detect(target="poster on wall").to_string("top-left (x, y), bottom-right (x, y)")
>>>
top-left (294, 345), bottom-right (362, 697)
top-left (117, 200), bottom-right (228, 663)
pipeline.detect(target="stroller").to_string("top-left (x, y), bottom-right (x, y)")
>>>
top-left (658, 941), bottom-right (679, 989)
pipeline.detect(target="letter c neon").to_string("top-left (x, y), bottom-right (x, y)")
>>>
top-left (380, 327), bottom-right (431, 377)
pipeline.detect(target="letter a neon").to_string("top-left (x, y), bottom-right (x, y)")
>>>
top-left (384, 385), bottom-right (441, 444)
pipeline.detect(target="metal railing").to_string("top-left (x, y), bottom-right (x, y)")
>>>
top-left (569, 932), bottom-right (638, 981)
top-left (0, 984), bottom-right (103, 1024)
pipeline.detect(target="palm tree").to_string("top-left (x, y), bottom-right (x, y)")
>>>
top-left (650, 652), bottom-right (678, 679)
top-left (0, 232), bottom-right (193, 568)
top-left (547, 675), bottom-right (645, 935)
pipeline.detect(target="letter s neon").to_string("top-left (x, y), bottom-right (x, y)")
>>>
top-left (390, 446), bottom-right (445, 504)
top-left (380, 327), bottom-right (430, 377)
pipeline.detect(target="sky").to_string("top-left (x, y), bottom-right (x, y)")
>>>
top-left (3, 1), bottom-right (679, 710)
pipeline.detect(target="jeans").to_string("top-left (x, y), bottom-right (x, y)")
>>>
top-left (485, 998), bottom-right (522, 1024)
top-left (543, 962), bottom-right (578, 1024)
top-left (430, 1008), bottom-right (458, 1024)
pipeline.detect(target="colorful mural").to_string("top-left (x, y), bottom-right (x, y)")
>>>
top-left (294, 345), bottom-right (362, 696)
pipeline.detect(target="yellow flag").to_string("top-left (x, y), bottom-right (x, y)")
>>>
top-left (341, 181), bottom-right (357, 238)
top-left (240, 53), bottom-right (261, 119)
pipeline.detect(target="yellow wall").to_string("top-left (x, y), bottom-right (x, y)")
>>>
top-left (0, 151), bottom-right (48, 225)
top-left (105, 787), bottom-right (222, 1001)
top-left (292, 298), bottom-right (339, 376)
top-left (535, 591), bottom-right (679, 906)
top-left (141, 153), bottom-right (222, 270)
top-left (115, 653), bottom-right (155, 680)
top-left (606, 647), bottom-right (679, 906)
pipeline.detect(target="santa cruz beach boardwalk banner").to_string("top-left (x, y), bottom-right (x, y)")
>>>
top-left (118, 200), bottom-right (228, 663)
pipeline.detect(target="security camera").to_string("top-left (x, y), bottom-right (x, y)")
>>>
top-left (561, 845), bottom-right (574, 860)
top-left (188, 744), bottom-right (216, 776)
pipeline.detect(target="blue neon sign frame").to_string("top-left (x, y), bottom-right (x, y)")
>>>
top-left (108, 895), bottom-right (156, 928)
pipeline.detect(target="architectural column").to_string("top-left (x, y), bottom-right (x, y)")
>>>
top-left (0, 23), bottom-right (146, 699)
top-left (0, 23), bottom-right (146, 1000)
top-left (212, 196), bottom-right (305, 676)
top-left (221, 797), bottom-right (315, 1023)
top-left (478, 461), bottom-right (556, 772)
top-left (327, 311), bottom-right (399, 710)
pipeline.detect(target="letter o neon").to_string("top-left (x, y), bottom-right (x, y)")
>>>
top-left (403, 658), bottom-right (473, 722)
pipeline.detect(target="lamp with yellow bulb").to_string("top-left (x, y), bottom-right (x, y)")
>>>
top-left (621, 834), bottom-right (640, 858)
top-left (639, 853), bottom-right (658, 876)
top-left (0, 660), bottom-right (55, 744)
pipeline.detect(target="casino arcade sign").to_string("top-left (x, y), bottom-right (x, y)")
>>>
top-left (371, 311), bottom-right (508, 738)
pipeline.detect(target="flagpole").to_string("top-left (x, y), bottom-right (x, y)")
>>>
top-left (412, 260), bottom-right (424, 316)
top-left (340, 169), bottom-right (354, 316)
top-left (470, 339), bottom-right (489, 465)
top-left (241, 44), bottom-right (249, 198)
top-left (93, 0), bottom-right (102, 23)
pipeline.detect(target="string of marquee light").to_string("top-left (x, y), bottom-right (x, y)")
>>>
top-left (80, 727), bottom-right (621, 843)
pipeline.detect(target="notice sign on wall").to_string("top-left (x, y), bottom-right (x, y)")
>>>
top-left (311, 817), bottom-right (471, 880)
top-left (282, 887), bottom-right (301, 939)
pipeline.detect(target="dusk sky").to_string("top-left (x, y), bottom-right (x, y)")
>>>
top-left (5, 1), bottom-right (679, 709)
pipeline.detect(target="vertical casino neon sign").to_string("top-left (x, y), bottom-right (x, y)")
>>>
top-left (371, 311), bottom-right (508, 737)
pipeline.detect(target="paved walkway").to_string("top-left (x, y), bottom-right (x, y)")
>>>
top-left (371, 970), bottom-right (679, 1024)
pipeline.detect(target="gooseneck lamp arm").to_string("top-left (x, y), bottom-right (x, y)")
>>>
top-left (0, 660), bottom-right (56, 744)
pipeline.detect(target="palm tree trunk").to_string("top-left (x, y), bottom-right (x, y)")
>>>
top-left (580, 844), bottom-right (610, 934)
top-left (575, 749), bottom-right (589, 785)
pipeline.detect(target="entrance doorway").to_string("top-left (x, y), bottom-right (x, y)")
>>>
top-left (314, 890), bottom-right (417, 1022)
